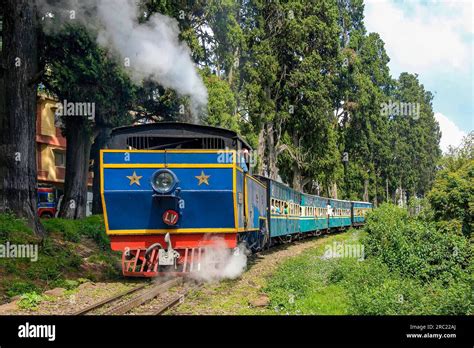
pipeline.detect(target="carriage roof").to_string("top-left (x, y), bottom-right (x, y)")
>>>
top-left (109, 122), bottom-right (252, 151)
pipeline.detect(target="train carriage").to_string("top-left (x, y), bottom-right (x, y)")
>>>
top-left (256, 177), bottom-right (301, 238)
top-left (300, 193), bottom-right (328, 234)
top-left (351, 201), bottom-right (373, 226)
top-left (328, 198), bottom-right (352, 229)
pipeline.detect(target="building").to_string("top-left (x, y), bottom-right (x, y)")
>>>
top-left (36, 93), bottom-right (93, 216)
top-left (36, 93), bottom-right (67, 187)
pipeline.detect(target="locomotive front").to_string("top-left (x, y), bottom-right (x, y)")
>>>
top-left (100, 122), bottom-right (254, 277)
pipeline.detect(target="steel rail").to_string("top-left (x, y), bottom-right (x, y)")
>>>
top-left (73, 283), bottom-right (147, 315)
top-left (151, 283), bottom-right (202, 315)
top-left (102, 277), bottom-right (183, 315)
top-left (151, 293), bottom-right (185, 315)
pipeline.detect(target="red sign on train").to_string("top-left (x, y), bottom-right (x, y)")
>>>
top-left (162, 210), bottom-right (179, 226)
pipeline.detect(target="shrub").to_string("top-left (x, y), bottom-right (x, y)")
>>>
top-left (5, 281), bottom-right (39, 298)
top-left (328, 258), bottom-right (473, 315)
top-left (17, 292), bottom-right (49, 311)
top-left (428, 158), bottom-right (473, 238)
top-left (50, 279), bottom-right (79, 290)
top-left (363, 204), bottom-right (471, 284)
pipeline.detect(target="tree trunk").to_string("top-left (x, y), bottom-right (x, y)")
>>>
top-left (256, 126), bottom-right (266, 176)
top-left (0, 0), bottom-right (45, 235)
top-left (59, 118), bottom-right (92, 219)
top-left (91, 127), bottom-right (111, 214)
top-left (227, 46), bottom-right (240, 87)
top-left (363, 178), bottom-right (369, 202)
top-left (292, 163), bottom-right (302, 191)
top-left (266, 122), bottom-right (279, 180)
top-left (291, 132), bottom-right (302, 191)
top-left (373, 175), bottom-right (378, 207)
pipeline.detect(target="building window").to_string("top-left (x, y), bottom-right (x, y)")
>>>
top-left (53, 150), bottom-right (66, 167)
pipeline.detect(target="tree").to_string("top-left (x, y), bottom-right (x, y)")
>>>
top-left (388, 73), bottom-right (441, 201)
top-left (202, 70), bottom-right (239, 132)
top-left (0, 0), bottom-right (45, 235)
top-left (41, 25), bottom-right (134, 218)
top-left (428, 132), bottom-right (473, 238)
top-left (336, 32), bottom-right (393, 203)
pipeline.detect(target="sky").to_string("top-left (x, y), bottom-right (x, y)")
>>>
top-left (364, 0), bottom-right (473, 152)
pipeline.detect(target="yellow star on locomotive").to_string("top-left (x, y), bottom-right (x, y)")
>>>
top-left (195, 170), bottom-right (210, 186)
top-left (126, 171), bottom-right (142, 186)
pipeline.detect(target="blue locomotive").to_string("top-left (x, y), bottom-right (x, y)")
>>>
top-left (100, 122), bottom-right (372, 277)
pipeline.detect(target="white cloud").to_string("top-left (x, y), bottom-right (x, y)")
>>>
top-left (364, 0), bottom-right (472, 76)
top-left (434, 112), bottom-right (467, 152)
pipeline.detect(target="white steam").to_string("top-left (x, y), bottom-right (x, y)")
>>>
top-left (190, 238), bottom-right (249, 283)
top-left (37, 0), bottom-right (208, 121)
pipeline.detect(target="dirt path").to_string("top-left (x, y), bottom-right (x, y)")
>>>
top-left (169, 233), bottom-right (339, 315)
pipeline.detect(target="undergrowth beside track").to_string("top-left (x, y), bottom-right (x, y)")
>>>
top-left (265, 204), bottom-right (473, 315)
top-left (0, 213), bottom-right (121, 305)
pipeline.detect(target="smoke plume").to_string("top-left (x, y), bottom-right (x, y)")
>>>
top-left (37, 0), bottom-right (208, 121)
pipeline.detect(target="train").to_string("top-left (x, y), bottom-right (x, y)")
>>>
top-left (100, 122), bottom-right (372, 277)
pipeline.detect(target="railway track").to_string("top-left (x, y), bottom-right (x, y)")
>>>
top-left (72, 277), bottom-right (197, 316)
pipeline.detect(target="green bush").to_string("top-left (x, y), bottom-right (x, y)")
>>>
top-left (428, 158), bottom-right (473, 238)
top-left (49, 279), bottom-right (79, 290)
top-left (363, 204), bottom-right (471, 284)
top-left (17, 292), bottom-right (48, 311)
top-left (327, 258), bottom-right (473, 315)
top-left (5, 281), bottom-right (39, 298)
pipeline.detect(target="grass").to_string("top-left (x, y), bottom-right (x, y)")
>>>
top-left (264, 230), bottom-right (359, 315)
top-left (172, 231), bottom-right (357, 315)
top-left (0, 213), bottom-right (121, 303)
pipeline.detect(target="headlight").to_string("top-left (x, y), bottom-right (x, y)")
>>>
top-left (151, 170), bottom-right (177, 193)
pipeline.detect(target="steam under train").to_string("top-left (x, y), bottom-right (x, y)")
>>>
top-left (100, 122), bottom-right (372, 277)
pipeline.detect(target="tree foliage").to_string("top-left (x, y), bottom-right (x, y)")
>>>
top-left (428, 133), bottom-right (473, 238)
